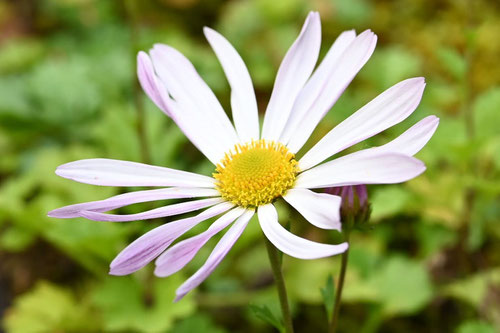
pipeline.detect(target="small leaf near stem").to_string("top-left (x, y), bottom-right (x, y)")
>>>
top-left (321, 274), bottom-right (335, 322)
top-left (249, 304), bottom-right (284, 332)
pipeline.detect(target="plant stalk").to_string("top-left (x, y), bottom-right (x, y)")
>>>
top-left (329, 231), bottom-right (351, 333)
top-left (264, 237), bottom-right (294, 333)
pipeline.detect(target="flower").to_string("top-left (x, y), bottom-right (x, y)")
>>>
top-left (48, 11), bottom-right (439, 301)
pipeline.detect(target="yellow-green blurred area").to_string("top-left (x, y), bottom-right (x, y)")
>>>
top-left (0, 0), bottom-right (499, 332)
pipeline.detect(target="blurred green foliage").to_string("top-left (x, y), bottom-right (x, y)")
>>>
top-left (0, 0), bottom-right (499, 332)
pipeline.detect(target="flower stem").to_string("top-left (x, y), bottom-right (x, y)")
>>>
top-left (329, 231), bottom-right (351, 333)
top-left (264, 237), bottom-right (294, 333)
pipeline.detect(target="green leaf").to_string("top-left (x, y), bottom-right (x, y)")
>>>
top-left (28, 56), bottom-right (102, 125)
top-left (473, 87), bottom-right (500, 140)
top-left (361, 46), bottom-right (422, 90)
top-left (334, 0), bottom-right (374, 26)
top-left (0, 38), bottom-right (44, 74)
top-left (3, 281), bottom-right (96, 333)
top-left (287, 258), bottom-right (336, 303)
top-left (91, 275), bottom-right (195, 333)
top-left (436, 47), bottom-right (467, 80)
top-left (93, 104), bottom-right (141, 162)
top-left (456, 320), bottom-right (496, 333)
top-left (256, 0), bottom-right (304, 23)
top-left (169, 314), bottom-right (228, 333)
top-left (0, 226), bottom-right (35, 252)
top-left (370, 186), bottom-right (411, 221)
top-left (442, 268), bottom-right (500, 307)
top-left (249, 304), bottom-right (284, 332)
top-left (416, 222), bottom-right (457, 258)
top-left (369, 256), bottom-right (433, 316)
top-left (320, 274), bottom-right (335, 319)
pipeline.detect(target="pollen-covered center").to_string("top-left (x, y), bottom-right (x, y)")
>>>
top-left (214, 140), bottom-right (298, 208)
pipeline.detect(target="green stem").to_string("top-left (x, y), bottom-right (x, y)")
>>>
top-left (329, 232), bottom-right (350, 333)
top-left (264, 237), bottom-right (294, 333)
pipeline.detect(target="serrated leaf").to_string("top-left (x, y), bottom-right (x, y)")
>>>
top-left (91, 275), bottom-right (195, 333)
top-left (3, 281), bottom-right (96, 333)
top-left (320, 274), bottom-right (335, 319)
top-left (249, 304), bottom-right (284, 332)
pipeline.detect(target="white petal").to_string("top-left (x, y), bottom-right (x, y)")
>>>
top-left (204, 27), bottom-right (259, 142)
top-left (283, 188), bottom-right (341, 230)
top-left (258, 204), bottom-right (348, 259)
top-left (48, 187), bottom-right (219, 219)
top-left (55, 158), bottom-right (215, 187)
top-left (279, 29), bottom-right (356, 146)
top-left (174, 209), bottom-right (254, 301)
top-left (138, 52), bottom-right (224, 163)
top-left (109, 202), bottom-right (234, 275)
top-left (296, 150), bottom-right (426, 189)
top-left (261, 11), bottom-right (322, 141)
top-left (377, 115), bottom-right (439, 156)
top-left (154, 207), bottom-right (246, 277)
top-left (299, 77), bottom-right (426, 170)
top-left (149, 45), bottom-right (239, 163)
top-left (79, 197), bottom-right (223, 222)
top-left (283, 30), bottom-right (378, 152)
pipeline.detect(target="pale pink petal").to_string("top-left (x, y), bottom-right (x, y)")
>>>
top-left (79, 197), bottom-right (223, 222)
top-left (154, 207), bottom-right (247, 277)
top-left (296, 150), bottom-right (426, 189)
top-left (150, 45), bottom-right (239, 163)
top-left (174, 209), bottom-right (254, 301)
top-left (299, 77), bottom-right (426, 170)
top-left (109, 202), bottom-right (234, 275)
top-left (261, 11), bottom-right (322, 141)
top-left (55, 158), bottom-right (215, 187)
top-left (258, 204), bottom-right (348, 259)
top-left (138, 52), bottom-right (228, 164)
top-left (48, 187), bottom-right (220, 219)
top-left (137, 52), bottom-right (169, 114)
top-left (204, 27), bottom-right (259, 142)
top-left (283, 188), bottom-right (341, 230)
top-left (377, 115), bottom-right (439, 156)
top-left (283, 30), bottom-right (378, 153)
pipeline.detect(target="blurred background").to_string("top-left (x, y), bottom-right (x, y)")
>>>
top-left (0, 0), bottom-right (499, 332)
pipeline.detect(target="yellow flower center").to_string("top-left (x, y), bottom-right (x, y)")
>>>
top-left (213, 140), bottom-right (298, 208)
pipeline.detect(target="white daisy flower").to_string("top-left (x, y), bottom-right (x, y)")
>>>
top-left (49, 11), bottom-right (439, 301)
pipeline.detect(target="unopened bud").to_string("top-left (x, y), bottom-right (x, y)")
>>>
top-left (326, 185), bottom-right (371, 230)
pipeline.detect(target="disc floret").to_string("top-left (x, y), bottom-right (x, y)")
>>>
top-left (214, 140), bottom-right (298, 208)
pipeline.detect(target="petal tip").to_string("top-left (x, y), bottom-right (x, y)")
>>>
top-left (109, 261), bottom-right (129, 276)
top-left (203, 26), bottom-right (214, 35)
top-left (137, 51), bottom-right (149, 61)
top-left (173, 293), bottom-right (185, 303)
top-left (108, 269), bottom-right (124, 276)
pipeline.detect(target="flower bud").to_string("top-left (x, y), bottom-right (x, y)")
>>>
top-left (326, 185), bottom-right (371, 230)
